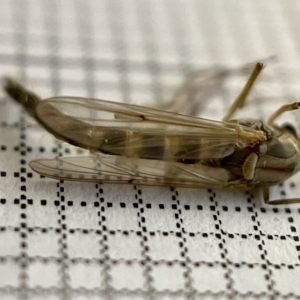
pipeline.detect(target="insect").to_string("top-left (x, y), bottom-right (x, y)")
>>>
top-left (3, 62), bottom-right (300, 205)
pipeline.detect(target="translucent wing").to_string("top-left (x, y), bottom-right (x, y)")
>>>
top-left (35, 97), bottom-right (266, 162)
top-left (30, 154), bottom-right (241, 189)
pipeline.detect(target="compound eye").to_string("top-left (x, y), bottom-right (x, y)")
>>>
top-left (281, 123), bottom-right (298, 138)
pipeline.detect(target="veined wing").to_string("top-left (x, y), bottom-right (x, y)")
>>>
top-left (35, 97), bottom-right (267, 161)
top-left (30, 154), bottom-right (239, 189)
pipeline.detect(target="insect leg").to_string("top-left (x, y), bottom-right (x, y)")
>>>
top-left (265, 198), bottom-right (300, 205)
top-left (267, 102), bottom-right (300, 127)
top-left (223, 62), bottom-right (264, 122)
top-left (157, 60), bottom-right (269, 116)
top-left (156, 68), bottom-right (232, 115)
top-left (262, 186), bottom-right (300, 205)
top-left (3, 77), bottom-right (42, 118)
top-left (262, 186), bottom-right (270, 202)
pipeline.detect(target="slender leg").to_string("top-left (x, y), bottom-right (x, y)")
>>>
top-left (265, 198), bottom-right (300, 205)
top-left (262, 186), bottom-right (300, 205)
top-left (223, 62), bottom-right (264, 122)
top-left (156, 68), bottom-right (232, 115)
top-left (268, 102), bottom-right (300, 127)
top-left (157, 60), bottom-right (270, 116)
top-left (2, 77), bottom-right (42, 118)
top-left (262, 186), bottom-right (269, 202)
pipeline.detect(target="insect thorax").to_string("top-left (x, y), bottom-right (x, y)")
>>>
top-left (221, 118), bottom-right (300, 187)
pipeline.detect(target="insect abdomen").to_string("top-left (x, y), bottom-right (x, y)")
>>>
top-left (99, 130), bottom-right (235, 163)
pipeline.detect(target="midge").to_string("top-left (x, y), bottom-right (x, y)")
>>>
top-left (3, 62), bottom-right (300, 205)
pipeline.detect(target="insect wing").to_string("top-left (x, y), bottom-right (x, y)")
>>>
top-left (35, 97), bottom-right (266, 160)
top-left (30, 154), bottom-right (233, 189)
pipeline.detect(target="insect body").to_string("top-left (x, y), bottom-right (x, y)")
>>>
top-left (3, 63), bottom-right (300, 204)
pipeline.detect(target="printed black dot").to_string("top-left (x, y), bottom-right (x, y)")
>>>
top-left (20, 159), bottom-right (26, 165)
top-left (273, 208), bottom-right (279, 213)
top-left (260, 208), bottom-right (266, 213)
top-left (133, 203), bottom-right (138, 208)
top-left (291, 226), bottom-right (297, 232)
top-left (107, 202), bottom-right (112, 207)
top-left (285, 208), bottom-right (291, 213)
top-left (14, 172), bottom-right (19, 177)
top-left (20, 242), bottom-right (27, 248)
top-left (0, 199), bottom-right (6, 204)
top-left (54, 200), bottom-right (60, 206)
top-left (146, 203), bottom-right (151, 208)
top-left (94, 202), bottom-right (99, 207)
top-left (288, 217), bottom-right (294, 223)
top-left (81, 201), bottom-right (86, 206)
top-left (27, 199), bottom-right (33, 205)
top-left (184, 205), bottom-right (190, 210)
top-left (0, 172), bottom-right (6, 177)
top-left (247, 207), bottom-right (253, 212)
top-left (20, 204), bottom-right (26, 209)
top-left (235, 207), bottom-right (241, 212)
top-left (172, 204), bottom-right (177, 209)
top-left (294, 236), bottom-right (299, 241)
top-left (159, 204), bottom-right (164, 209)
top-left (27, 173), bottom-right (32, 178)
top-left (41, 200), bottom-right (47, 205)
top-left (120, 203), bottom-right (126, 208)
top-left (21, 186), bottom-right (26, 191)
top-left (197, 205), bottom-right (203, 210)
top-left (39, 147), bottom-right (45, 152)
top-left (222, 206), bottom-right (228, 211)
top-left (1, 145), bottom-right (7, 151)
top-left (14, 199), bottom-right (19, 204)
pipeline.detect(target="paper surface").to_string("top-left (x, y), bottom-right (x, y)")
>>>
top-left (1, 0), bottom-right (300, 299)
